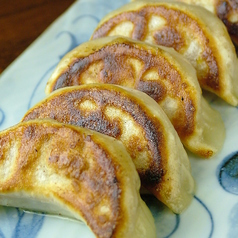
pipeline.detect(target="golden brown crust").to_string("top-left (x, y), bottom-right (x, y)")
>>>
top-left (23, 84), bottom-right (195, 213)
top-left (48, 39), bottom-right (195, 139)
top-left (91, 1), bottom-right (238, 106)
top-left (131, 0), bottom-right (238, 39)
top-left (215, 0), bottom-right (238, 37)
top-left (92, 5), bottom-right (220, 88)
top-left (0, 122), bottom-right (120, 236)
top-left (45, 36), bottom-right (225, 158)
top-left (24, 86), bottom-right (167, 187)
top-left (0, 119), bottom-right (156, 238)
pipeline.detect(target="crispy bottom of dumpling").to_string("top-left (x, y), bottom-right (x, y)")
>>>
top-left (0, 119), bottom-right (156, 238)
top-left (22, 84), bottom-right (195, 214)
top-left (91, 0), bottom-right (238, 106)
top-left (45, 36), bottom-right (225, 157)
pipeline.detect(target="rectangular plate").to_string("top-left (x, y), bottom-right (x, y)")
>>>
top-left (0, 0), bottom-right (237, 237)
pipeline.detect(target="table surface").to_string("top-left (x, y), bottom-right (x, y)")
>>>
top-left (0, 0), bottom-right (75, 74)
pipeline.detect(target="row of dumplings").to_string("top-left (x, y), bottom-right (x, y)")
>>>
top-left (0, 0), bottom-right (238, 237)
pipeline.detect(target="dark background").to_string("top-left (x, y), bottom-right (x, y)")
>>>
top-left (0, 0), bottom-right (75, 73)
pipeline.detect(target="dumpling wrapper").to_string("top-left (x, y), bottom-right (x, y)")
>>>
top-left (0, 119), bottom-right (156, 238)
top-left (91, 0), bottom-right (238, 106)
top-left (45, 36), bottom-right (225, 158)
top-left (22, 84), bottom-right (195, 214)
top-left (131, 0), bottom-right (238, 42)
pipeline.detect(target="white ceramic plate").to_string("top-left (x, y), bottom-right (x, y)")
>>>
top-left (0, 0), bottom-right (238, 237)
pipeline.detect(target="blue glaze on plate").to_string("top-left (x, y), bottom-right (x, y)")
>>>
top-left (142, 194), bottom-right (180, 238)
top-left (0, 208), bottom-right (44, 238)
top-left (228, 203), bottom-right (238, 238)
top-left (12, 209), bottom-right (44, 238)
top-left (217, 151), bottom-right (238, 195)
top-left (0, 109), bottom-right (5, 126)
top-left (28, 63), bottom-right (58, 109)
top-left (194, 196), bottom-right (214, 238)
top-left (0, 230), bottom-right (5, 238)
top-left (28, 31), bottom-right (80, 109)
top-left (56, 31), bottom-right (80, 59)
top-left (72, 14), bottom-right (100, 25)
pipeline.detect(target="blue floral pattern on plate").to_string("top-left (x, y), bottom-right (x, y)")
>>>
top-left (0, 109), bottom-right (5, 127)
top-left (218, 151), bottom-right (238, 195)
top-left (0, 0), bottom-right (238, 237)
top-left (0, 207), bottom-right (44, 238)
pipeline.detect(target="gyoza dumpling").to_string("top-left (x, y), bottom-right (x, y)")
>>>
top-left (0, 119), bottom-right (156, 238)
top-left (176, 0), bottom-right (238, 43)
top-left (91, 0), bottom-right (238, 106)
top-left (130, 0), bottom-right (238, 43)
top-left (22, 84), bottom-right (195, 214)
top-left (45, 36), bottom-right (225, 158)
